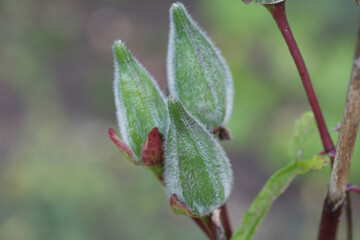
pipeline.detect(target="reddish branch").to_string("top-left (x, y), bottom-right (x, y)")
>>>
top-left (192, 218), bottom-right (214, 239)
top-left (266, 2), bottom-right (336, 159)
top-left (220, 204), bottom-right (232, 239)
top-left (265, 2), bottom-right (350, 240)
top-left (345, 193), bottom-right (353, 240)
top-left (318, 197), bottom-right (342, 240)
top-left (347, 184), bottom-right (360, 195)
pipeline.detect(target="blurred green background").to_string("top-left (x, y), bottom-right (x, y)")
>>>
top-left (0, 0), bottom-right (359, 239)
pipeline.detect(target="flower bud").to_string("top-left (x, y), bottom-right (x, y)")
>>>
top-left (164, 97), bottom-right (233, 216)
top-left (167, 3), bottom-right (234, 129)
top-left (113, 41), bottom-right (168, 163)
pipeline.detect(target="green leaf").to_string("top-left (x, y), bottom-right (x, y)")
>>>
top-left (297, 155), bottom-right (329, 173)
top-left (164, 97), bottom-right (233, 216)
top-left (232, 155), bottom-right (329, 240)
top-left (113, 41), bottom-right (168, 163)
top-left (288, 111), bottom-right (317, 160)
top-left (233, 111), bottom-right (328, 240)
top-left (167, 3), bottom-right (234, 129)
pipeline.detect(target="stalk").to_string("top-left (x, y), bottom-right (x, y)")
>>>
top-left (192, 218), bottom-right (215, 239)
top-left (327, 13), bottom-right (360, 211)
top-left (264, 2), bottom-right (349, 240)
top-left (318, 10), bottom-right (360, 240)
top-left (345, 193), bottom-right (353, 240)
top-left (317, 197), bottom-right (342, 240)
top-left (220, 204), bottom-right (232, 239)
top-left (159, 176), bottom-right (216, 239)
top-left (265, 1), bottom-right (336, 158)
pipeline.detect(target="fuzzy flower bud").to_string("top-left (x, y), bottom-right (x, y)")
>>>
top-left (167, 3), bottom-right (234, 129)
top-left (113, 41), bottom-right (168, 163)
top-left (164, 97), bottom-right (233, 216)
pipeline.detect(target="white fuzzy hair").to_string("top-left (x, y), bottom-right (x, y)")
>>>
top-left (113, 40), bottom-right (167, 161)
top-left (166, 2), bottom-right (234, 126)
top-left (164, 98), bottom-right (233, 215)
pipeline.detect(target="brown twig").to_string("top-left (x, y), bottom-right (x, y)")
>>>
top-left (319, 10), bottom-right (360, 240)
top-left (327, 24), bottom-right (360, 212)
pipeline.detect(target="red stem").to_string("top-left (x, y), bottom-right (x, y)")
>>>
top-left (220, 204), bottom-right (232, 239)
top-left (266, 2), bottom-right (336, 159)
top-left (317, 196), bottom-right (342, 240)
top-left (347, 184), bottom-right (360, 195)
top-left (192, 218), bottom-right (214, 240)
top-left (162, 183), bottom-right (215, 239)
top-left (345, 193), bottom-right (353, 240)
top-left (266, 2), bottom-right (339, 240)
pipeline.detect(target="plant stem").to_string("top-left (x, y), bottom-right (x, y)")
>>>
top-left (345, 192), bottom-right (353, 240)
top-left (327, 16), bottom-right (360, 211)
top-left (347, 184), bottom-right (360, 195)
top-left (192, 217), bottom-right (214, 239)
top-left (160, 181), bottom-right (215, 239)
top-left (319, 9), bottom-right (360, 240)
top-left (220, 204), bottom-right (232, 239)
top-left (265, 1), bottom-right (336, 159)
top-left (265, 2), bottom-right (346, 240)
top-left (317, 196), bottom-right (342, 240)
top-left (211, 209), bottom-right (225, 240)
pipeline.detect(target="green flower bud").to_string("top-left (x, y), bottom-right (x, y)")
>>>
top-left (164, 98), bottom-right (233, 216)
top-left (113, 41), bottom-right (168, 163)
top-left (167, 3), bottom-right (234, 129)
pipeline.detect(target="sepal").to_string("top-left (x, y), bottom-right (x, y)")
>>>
top-left (142, 127), bottom-right (164, 166)
top-left (213, 126), bottom-right (232, 141)
top-left (108, 128), bottom-right (138, 165)
top-left (109, 127), bottom-right (166, 182)
top-left (170, 194), bottom-right (201, 217)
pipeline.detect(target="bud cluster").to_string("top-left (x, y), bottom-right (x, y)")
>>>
top-left (110, 2), bottom-right (234, 216)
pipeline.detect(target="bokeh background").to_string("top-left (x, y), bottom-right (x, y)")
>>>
top-left (0, 0), bottom-right (359, 239)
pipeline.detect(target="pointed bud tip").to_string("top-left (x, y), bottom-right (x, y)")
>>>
top-left (170, 2), bottom-right (181, 9)
top-left (170, 2), bottom-right (186, 14)
top-left (167, 97), bottom-right (182, 111)
top-left (113, 40), bottom-right (125, 49)
top-left (167, 96), bottom-right (177, 104)
top-left (113, 40), bottom-right (132, 63)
